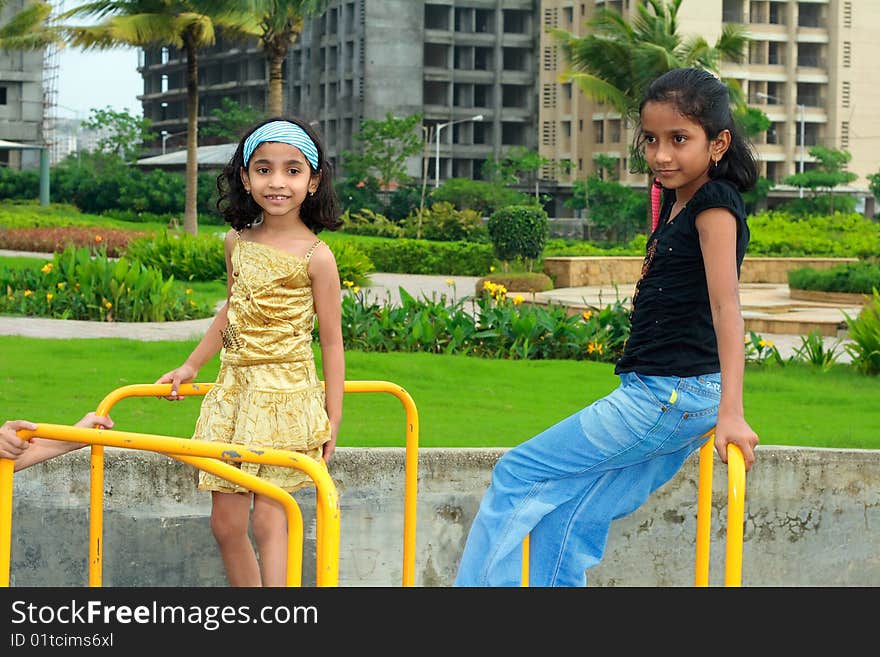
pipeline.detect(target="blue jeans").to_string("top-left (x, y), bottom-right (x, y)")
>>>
top-left (454, 371), bottom-right (721, 587)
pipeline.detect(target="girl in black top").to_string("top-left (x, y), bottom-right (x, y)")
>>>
top-left (455, 68), bottom-right (760, 587)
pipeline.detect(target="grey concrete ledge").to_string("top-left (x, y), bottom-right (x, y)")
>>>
top-left (10, 446), bottom-right (880, 587)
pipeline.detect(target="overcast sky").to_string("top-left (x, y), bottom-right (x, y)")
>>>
top-left (56, 45), bottom-right (143, 119)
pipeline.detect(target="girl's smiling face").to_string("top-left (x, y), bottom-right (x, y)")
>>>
top-left (640, 100), bottom-right (727, 202)
top-left (240, 141), bottom-right (319, 218)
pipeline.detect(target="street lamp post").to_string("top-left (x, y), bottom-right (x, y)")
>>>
top-left (161, 130), bottom-right (170, 155)
top-left (434, 114), bottom-right (483, 188)
top-left (755, 92), bottom-right (805, 197)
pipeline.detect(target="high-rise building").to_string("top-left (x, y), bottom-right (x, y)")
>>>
top-left (137, 0), bottom-right (878, 213)
top-left (540, 0), bottom-right (879, 212)
top-left (0, 0), bottom-right (46, 169)
top-left (139, 1), bottom-right (540, 184)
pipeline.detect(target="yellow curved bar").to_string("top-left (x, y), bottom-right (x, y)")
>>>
top-left (694, 432), bottom-right (746, 587)
top-left (12, 424), bottom-right (340, 588)
top-left (339, 380), bottom-right (419, 587)
top-left (175, 455), bottom-right (304, 587)
top-left (92, 383), bottom-right (211, 586)
top-left (97, 381), bottom-right (419, 587)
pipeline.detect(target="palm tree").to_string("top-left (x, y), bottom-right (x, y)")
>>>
top-left (0, 0), bottom-right (61, 50)
top-left (234, 0), bottom-right (331, 116)
top-left (548, 0), bottom-right (750, 231)
top-left (60, 1), bottom-right (250, 236)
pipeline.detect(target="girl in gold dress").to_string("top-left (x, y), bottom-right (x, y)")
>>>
top-left (156, 117), bottom-right (344, 586)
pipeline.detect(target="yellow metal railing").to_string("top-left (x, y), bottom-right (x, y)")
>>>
top-left (0, 421), bottom-right (340, 587)
top-left (520, 433), bottom-right (747, 587)
top-left (90, 380), bottom-right (418, 587)
top-left (694, 438), bottom-right (746, 587)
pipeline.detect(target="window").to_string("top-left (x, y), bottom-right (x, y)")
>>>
top-left (609, 119), bottom-right (621, 143)
top-left (0, 87), bottom-right (6, 105)
top-left (593, 120), bottom-right (604, 144)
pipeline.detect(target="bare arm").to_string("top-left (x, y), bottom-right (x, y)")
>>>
top-left (155, 229), bottom-right (237, 399)
top-left (697, 208), bottom-right (759, 471)
top-left (1, 413), bottom-right (114, 472)
top-left (310, 243), bottom-right (345, 462)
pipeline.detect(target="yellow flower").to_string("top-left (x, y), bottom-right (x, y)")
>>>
top-left (582, 310), bottom-right (592, 321)
top-left (445, 279), bottom-right (453, 285)
top-left (489, 265), bottom-right (496, 272)
top-left (56, 282), bottom-right (65, 290)
top-left (41, 263), bottom-right (53, 274)
top-left (343, 280), bottom-right (354, 288)
top-left (94, 235), bottom-right (103, 243)
top-left (104, 301), bottom-right (113, 309)
top-left (23, 289), bottom-right (33, 297)
top-left (587, 341), bottom-right (604, 355)
top-left (764, 339), bottom-right (774, 348)
top-left (46, 293), bottom-right (54, 302)
top-left (483, 280), bottom-right (496, 291)
top-left (186, 288), bottom-right (193, 295)
top-left (352, 286), bottom-right (360, 294)
top-left (512, 295), bottom-right (524, 305)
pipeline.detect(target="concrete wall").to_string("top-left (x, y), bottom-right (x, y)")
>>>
top-left (543, 256), bottom-right (861, 288)
top-left (10, 446), bottom-right (880, 587)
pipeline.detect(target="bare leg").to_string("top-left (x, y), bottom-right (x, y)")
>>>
top-left (210, 491), bottom-right (261, 587)
top-left (252, 494), bottom-right (289, 587)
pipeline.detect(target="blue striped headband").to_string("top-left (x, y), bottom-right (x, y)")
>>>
top-left (242, 120), bottom-right (319, 170)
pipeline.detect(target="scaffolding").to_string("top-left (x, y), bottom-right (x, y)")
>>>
top-left (41, 0), bottom-right (63, 164)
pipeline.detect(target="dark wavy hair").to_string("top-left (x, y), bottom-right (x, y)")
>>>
top-left (631, 67), bottom-right (758, 192)
top-left (216, 115), bottom-right (342, 232)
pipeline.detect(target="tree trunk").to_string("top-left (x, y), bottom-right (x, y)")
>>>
top-left (184, 34), bottom-right (199, 237)
top-left (268, 52), bottom-right (284, 116)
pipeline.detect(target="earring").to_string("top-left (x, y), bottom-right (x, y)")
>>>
top-left (309, 191), bottom-right (315, 197)
top-left (714, 157), bottom-right (720, 168)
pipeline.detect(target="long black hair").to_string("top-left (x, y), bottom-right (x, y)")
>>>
top-left (216, 115), bottom-right (342, 233)
top-left (631, 67), bottom-right (758, 192)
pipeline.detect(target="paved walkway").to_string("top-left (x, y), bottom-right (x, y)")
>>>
top-left (0, 254), bottom-right (858, 362)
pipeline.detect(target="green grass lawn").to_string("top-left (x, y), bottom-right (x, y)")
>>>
top-left (1, 336), bottom-right (877, 449)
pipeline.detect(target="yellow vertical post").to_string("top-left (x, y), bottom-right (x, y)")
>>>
top-left (88, 445), bottom-right (104, 587)
top-left (521, 534), bottom-right (529, 587)
top-left (725, 446), bottom-right (746, 587)
top-left (0, 459), bottom-right (14, 587)
top-left (338, 381), bottom-right (419, 587)
top-left (694, 436), bottom-right (715, 587)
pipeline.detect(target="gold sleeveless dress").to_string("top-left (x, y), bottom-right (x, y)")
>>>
top-left (192, 236), bottom-right (330, 493)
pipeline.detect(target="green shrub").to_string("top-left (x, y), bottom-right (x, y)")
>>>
top-left (487, 204), bottom-right (550, 270)
top-left (124, 229), bottom-right (226, 282)
top-left (748, 210), bottom-right (880, 258)
top-left (329, 240), bottom-right (374, 288)
top-left (429, 177), bottom-right (534, 216)
top-left (353, 237), bottom-right (494, 275)
top-left (844, 288), bottom-right (880, 375)
top-left (338, 208), bottom-right (404, 239)
top-left (0, 245), bottom-right (212, 321)
top-left (788, 261), bottom-right (880, 295)
top-left (333, 283), bottom-right (630, 361)
top-left (401, 201), bottom-right (488, 242)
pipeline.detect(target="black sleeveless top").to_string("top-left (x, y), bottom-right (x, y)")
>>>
top-left (614, 179), bottom-right (750, 377)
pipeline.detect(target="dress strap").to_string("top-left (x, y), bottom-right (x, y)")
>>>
top-left (304, 239), bottom-right (323, 262)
